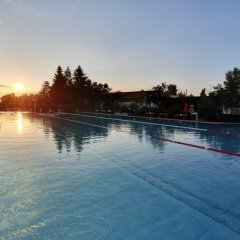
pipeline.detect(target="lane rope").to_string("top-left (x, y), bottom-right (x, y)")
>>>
top-left (60, 112), bottom-right (240, 136)
top-left (38, 113), bottom-right (240, 157)
top-left (57, 112), bottom-right (208, 132)
top-left (207, 129), bottom-right (240, 136)
top-left (37, 113), bottom-right (108, 129)
top-left (152, 136), bottom-right (240, 157)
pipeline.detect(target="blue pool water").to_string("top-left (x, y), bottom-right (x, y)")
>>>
top-left (1, 112), bottom-right (240, 239)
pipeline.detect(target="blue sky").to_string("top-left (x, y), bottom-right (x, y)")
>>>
top-left (0, 0), bottom-right (240, 96)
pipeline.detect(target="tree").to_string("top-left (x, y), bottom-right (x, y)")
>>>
top-left (0, 93), bottom-right (36, 110)
top-left (101, 83), bottom-right (111, 96)
top-left (18, 94), bottom-right (35, 110)
top-left (50, 66), bottom-right (67, 105)
top-left (64, 66), bottom-right (73, 104)
top-left (223, 67), bottom-right (240, 107)
top-left (72, 65), bottom-right (92, 108)
top-left (64, 66), bottom-right (73, 87)
top-left (167, 84), bottom-right (177, 96)
top-left (38, 81), bottom-right (51, 107)
top-left (35, 64), bottom-right (112, 111)
top-left (73, 65), bottom-right (90, 91)
top-left (210, 84), bottom-right (225, 107)
top-left (200, 88), bottom-right (206, 97)
top-left (39, 81), bottom-right (51, 98)
top-left (198, 96), bottom-right (221, 120)
top-left (91, 82), bottom-right (111, 101)
top-left (0, 93), bottom-right (18, 109)
top-left (151, 83), bottom-right (169, 104)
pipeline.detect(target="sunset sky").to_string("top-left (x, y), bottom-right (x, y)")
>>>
top-left (1, 0), bottom-right (240, 96)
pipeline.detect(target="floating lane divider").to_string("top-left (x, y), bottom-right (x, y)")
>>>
top-left (37, 113), bottom-right (137, 135)
top-left (43, 112), bottom-right (240, 137)
top-left (152, 136), bottom-right (240, 157)
top-left (38, 113), bottom-right (240, 156)
top-left (58, 113), bottom-right (208, 132)
top-left (207, 129), bottom-right (240, 136)
top-left (37, 113), bottom-right (108, 129)
top-left (78, 113), bottom-right (240, 137)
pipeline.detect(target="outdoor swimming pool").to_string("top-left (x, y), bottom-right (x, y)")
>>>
top-left (1, 112), bottom-right (240, 239)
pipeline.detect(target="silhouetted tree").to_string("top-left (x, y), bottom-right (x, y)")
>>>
top-left (50, 66), bottom-right (67, 105)
top-left (208, 67), bottom-right (240, 109)
top-left (200, 88), bottom-right (206, 97)
top-left (73, 65), bottom-right (90, 91)
top-left (198, 96), bottom-right (221, 120)
top-left (150, 83), bottom-right (169, 104)
top-left (209, 84), bottom-right (225, 107)
top-left (91, 82), bottom-right (111, 103)
top-left (72, 65), bottom-right (92, 108)
top-left (64, 66), bottom-right (73, 105)
top-left (0, 93), bottom-right (18, 109)
top-left (39, 81), bottom-right (51, 98)
top-left (167, 84), bottom-right (177, 96)
top-left (223, 67), bottom-right (240, 107)
top-left (18, 94), bottom-right (35, 110)
top-left (0, 93), bottom-right (36, 110)
top-left (99, 83), bottom-right (111, 97)
top-left (38, 81), bottom-right (51, 108)
top-left (64, 66), bottom-right (73, 86)
top-left (35, 64), bottom-right (112, 111)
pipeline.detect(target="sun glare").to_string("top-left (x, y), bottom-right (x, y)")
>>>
top-left (15, 83), bottom-right (24, 91)
top-left (17, 112), bottom-right (23, 132)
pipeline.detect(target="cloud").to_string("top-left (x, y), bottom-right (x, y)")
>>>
top-left (0, 84), bottom-right (11, 88)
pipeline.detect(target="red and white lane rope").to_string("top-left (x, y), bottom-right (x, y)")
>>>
top-left (67, 113), bottom-right (240, 136)
top-left (152, 136), bottom-right (240, 157)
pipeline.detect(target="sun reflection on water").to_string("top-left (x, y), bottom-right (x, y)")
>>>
top-left (17, 112), bottom-right (23, 132)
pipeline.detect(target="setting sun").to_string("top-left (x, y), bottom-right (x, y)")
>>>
top-left (15, 83), bottom-right (24, 91)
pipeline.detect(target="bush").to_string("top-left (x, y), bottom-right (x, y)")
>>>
top-left (198, 97), bottom-right (221, 120)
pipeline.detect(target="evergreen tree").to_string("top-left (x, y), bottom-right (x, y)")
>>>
top-left (35, 64), bottom-right (112, 111)
top-left (50, 66), bottom-right (67, 105)
top-left (73, 65), bottom-right (90, 91)
top-left (72, 65), bottom-right (92, 108)
top-left (64, 66), bottom-right (72, 87)
top-left (38, 81), bottom-right (51, 107)
top-left (64, 66), bottom-right (73, 104)
top-left (200, 88), bottom-right (206, 97)
top-left (39, 81), bottom-right (51, 98)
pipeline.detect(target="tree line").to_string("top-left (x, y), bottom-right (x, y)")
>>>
top-left (38, 65), bottom-right (111, 111)
top-left (197, 67), bottom-right (240, 120)
top-left (0, 65), bottom-right (240, 121)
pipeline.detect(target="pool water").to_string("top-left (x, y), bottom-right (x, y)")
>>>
top-left (1, 112), bottom-right (240, 239)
